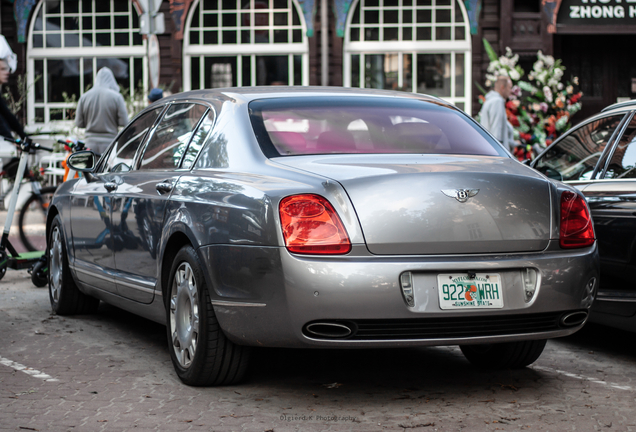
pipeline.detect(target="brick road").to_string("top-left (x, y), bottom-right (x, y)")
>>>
top-left (1, 269), bottom-right (636, 431)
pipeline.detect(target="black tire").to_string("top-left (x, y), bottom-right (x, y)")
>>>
top-left (0, 249), bottom-right (7, 281)
top-left (460, 339), bottom-right (547, 369)
top-left (30, 259), bottom-right (48, 287)
top-left (19, 186), bottom-right (57, 252)
top-left (166, 245), bottom-right (250, 386)
top-left (48, 215), bottom-right (99, 315)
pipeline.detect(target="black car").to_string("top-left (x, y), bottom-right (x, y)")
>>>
top-left (532, 99), bottom-right (636, 331)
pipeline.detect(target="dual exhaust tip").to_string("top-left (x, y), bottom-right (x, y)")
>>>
top-left (560, 311), bottom-right (588, 328)
top-left (304, 322), bottom-right (355, 339)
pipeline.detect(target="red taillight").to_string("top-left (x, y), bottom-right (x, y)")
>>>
top-left (279, 194), bottom-right (351, 254)
top-left (560, 191), bottom-right (595, 249)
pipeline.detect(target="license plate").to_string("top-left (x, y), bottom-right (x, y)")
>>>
top-left (437, 273), bottom-right (503, 310)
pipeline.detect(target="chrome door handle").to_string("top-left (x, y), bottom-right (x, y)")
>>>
top-left (104, 182), bottom-right (118, 192)
top-left (156, 182), bottom-right (173, 194)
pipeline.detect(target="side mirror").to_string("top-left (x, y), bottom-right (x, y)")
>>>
top-left (67, 151), bottom-right (96, 172)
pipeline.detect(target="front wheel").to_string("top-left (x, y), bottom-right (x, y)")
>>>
top-left (19, 186), bottom-right (57, 252)
top-left (166, 245), bottom-right (250, 386)
top-left (460, 339), bottom-right (547, 369)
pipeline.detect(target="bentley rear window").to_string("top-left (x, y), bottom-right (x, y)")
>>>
top-left (249, 97), bottom-right (506, 157)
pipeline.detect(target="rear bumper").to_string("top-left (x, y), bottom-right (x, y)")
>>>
top-left (199, 242), bottom-right (599, 348)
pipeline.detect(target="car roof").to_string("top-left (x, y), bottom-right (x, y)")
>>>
top-left (155, 86), bottom-right (450, 107)
top-left (601, 99), bottom-right (636, 113)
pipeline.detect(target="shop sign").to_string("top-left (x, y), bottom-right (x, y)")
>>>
top-left (557, 0), bottom-right (636, 25)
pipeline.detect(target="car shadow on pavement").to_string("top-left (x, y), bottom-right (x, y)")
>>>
top-left (248, 345), bottom-right (544, 399)
top-left (557, 322), bottom-right (636, 358)
top-left (67, 302), bottom-right (564, 394)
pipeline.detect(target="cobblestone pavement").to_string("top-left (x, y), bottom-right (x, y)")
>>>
top-left (1, 269), bottom-right (635, 432)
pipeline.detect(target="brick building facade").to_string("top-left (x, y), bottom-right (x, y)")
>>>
top-left (0, 0), bottom-right (633, 130)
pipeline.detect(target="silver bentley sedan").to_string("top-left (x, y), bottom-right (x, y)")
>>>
top-left (49, 87), bottom-right (599, 386)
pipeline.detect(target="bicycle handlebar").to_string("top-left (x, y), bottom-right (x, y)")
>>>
top-left (6, 137), bottom-right (54, 153)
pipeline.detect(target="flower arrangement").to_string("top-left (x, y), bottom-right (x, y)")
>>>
top-left (484, 44), bottom-right (524, 86)
top-left (480, 40), bottom-right (583, 161)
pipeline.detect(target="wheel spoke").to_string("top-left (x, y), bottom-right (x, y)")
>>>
top-left (172, 331), bottom-right (180, 348)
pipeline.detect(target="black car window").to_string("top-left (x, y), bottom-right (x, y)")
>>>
top-left (138, 103), bottom-right (208, 170)
top-left (603, 114), bottom-right (636, 179)
top-left (534, 114), bottom-right (624, 181)
top-left (101, 107), bottom-right (163, 173)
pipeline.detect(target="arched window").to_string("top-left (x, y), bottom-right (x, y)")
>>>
top-left (183, 0), bottom-right (309, 89)
top-left (27, 0), bottom-right (147, 126)
top-left (344, 0), bottom-right (471, 114)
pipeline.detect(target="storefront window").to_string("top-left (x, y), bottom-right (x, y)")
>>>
top-left (184, 0), bottom-right (309, 89)
top-left (27, 0), bottom-right (146, 126)
top-left (344, 0), bottom-right (471, 113)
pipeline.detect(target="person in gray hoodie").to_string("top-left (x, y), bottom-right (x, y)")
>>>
top-left (75, 67), bottom-right (129, 155)
top-left (479, 75), bottom-right (515, 153)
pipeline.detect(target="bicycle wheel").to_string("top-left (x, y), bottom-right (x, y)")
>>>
top-left (18, 186), bottom-right (57, 252)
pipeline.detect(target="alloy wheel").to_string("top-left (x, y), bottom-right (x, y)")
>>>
top-left (169, 262), bottom-right (200, 368)
top-left (49, 226), bottom-right (63, 302)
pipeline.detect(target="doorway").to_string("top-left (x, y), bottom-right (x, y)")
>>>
top-left (555, 35), bottom-right (636, 122)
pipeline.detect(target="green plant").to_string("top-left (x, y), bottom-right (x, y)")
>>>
top-left (2, 73), bottom-right (41, 120)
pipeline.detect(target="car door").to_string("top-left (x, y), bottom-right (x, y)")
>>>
top-left (584, 112), bottom-right (636, 296)
top-left (532, 113), bottom-right (627, 189)
top-left (110, 103), bottom-right (210, 303)
top-left (69, 107), bottom-right (164, 292)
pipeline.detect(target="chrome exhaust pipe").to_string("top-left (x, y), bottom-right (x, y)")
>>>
top-left (560, 311), bottom-right (588, 327)
top-left (305, 322), bottom-right (353, 338)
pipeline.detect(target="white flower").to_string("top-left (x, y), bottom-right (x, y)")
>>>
top-left (573, 76), bottom-right (579, 85)
top-left (544, 55), bottom-right (555, 67)
top-left (554, 68), bottom-right (563, 79)
top-left (566, 85), bottom-right (573, 94)
top-left (509, 69), bottom-right (520, 81)
top-left (534, 60), bottom-right (544, 72)
top-left (557, 82), bottom-right (564, 90)
top-left (499, 69), bottom-right (509, 77)
top-left (485, 80), bottom-right (492, 87)
top-left (543, 86), bottom-right (553, 102)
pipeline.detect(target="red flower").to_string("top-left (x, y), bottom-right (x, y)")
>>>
top-left (520, 133), bottom-right (532, 142)
top-left (545, 139), bottom-right (553, 146)
top-left (479, 94), bottom-right (486, 103)
top-left (570, 93), bottom-right (581, 104)
top-left (507, 111), bottom-right (520, 127)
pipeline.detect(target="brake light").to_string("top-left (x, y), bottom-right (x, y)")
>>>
top-left (560, 191), bottom-right (595, 249)
top-left (279, 194), bottom-right (351, 254)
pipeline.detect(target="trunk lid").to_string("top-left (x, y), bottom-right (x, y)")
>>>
top-left (273, 155), bottom-right (552, 255)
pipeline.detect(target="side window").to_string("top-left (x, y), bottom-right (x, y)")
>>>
top-left (102, 107), bottom-right (163, 173)
top-left (181, 111), bottom-right (214, 170)
top-left (604, 115), bottom-right (636, 179)
top-left (534, 114), bottom-right (624, 181)
top-left (138, 103), bottom-right (208, 170)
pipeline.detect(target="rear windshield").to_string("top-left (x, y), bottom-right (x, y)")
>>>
top-left (249, 97), bottom-right (506, 157)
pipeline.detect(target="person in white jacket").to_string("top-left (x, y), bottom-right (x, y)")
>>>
top-left (479, 75), bottom-right (515, 153)
top-left (75, 67), bottom-right (129, 155)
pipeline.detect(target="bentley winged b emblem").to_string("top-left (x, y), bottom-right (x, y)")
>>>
top-left (442, 189), bottom-right (479, 203)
